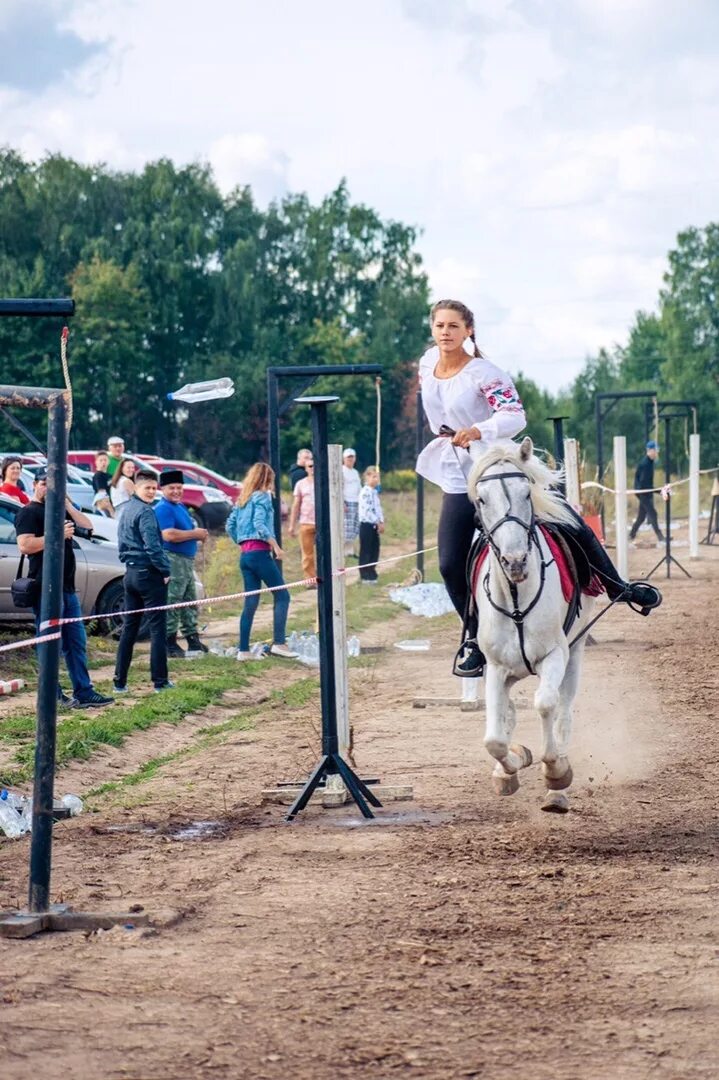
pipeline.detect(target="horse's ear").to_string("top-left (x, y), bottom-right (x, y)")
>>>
top-left (519, 436), bottom-right (533, 461)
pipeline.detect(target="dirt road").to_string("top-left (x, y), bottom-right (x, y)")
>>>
top-left (1, 546), bottom-right (717, 1079)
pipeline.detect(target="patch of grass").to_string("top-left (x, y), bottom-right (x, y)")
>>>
top-left (0, 661), bottom-right (260, 788)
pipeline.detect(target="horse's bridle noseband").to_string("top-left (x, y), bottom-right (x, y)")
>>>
top-left (473, 468), bottom-right (555, 674)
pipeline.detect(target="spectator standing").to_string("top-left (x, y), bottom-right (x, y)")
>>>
top-left (288, 461), bottom-right (316, 585)
top-left (226, 463), bottom-right (298, 660)
top-left (92, 451), bottom-right (112, 495)
top-left (113, 469), bottom-right (173, 694)
top-left (342, 448), bottom-right (361, 558)
top-left (289, 448), bottom-right (312, 490)
top-left (154, 469), bottom-right (209, 657)
top-left (16, 470), bottom-right (114, 708)
top-left (105, 436), bottom-right (125, 477)
top-left (630, 440), bottom-right (664, 543)
top-left (110, 457), bottom-right (136, 519)
top-left (0, 456), bottom-right (29, 505)
top-left (358, 467), bottom-right (384, 584)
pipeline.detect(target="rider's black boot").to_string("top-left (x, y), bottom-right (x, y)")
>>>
top-left (567, 511), bottom-right (662, 613)
top-left (453, 639), bottom-right (486, 678)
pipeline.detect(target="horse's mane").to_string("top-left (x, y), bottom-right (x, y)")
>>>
top-left (467, 442), bottom-right (577, 527)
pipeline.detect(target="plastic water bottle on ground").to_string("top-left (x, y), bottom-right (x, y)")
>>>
top-left (167, 378), bottom-right (235, 404)
top-left (347, 636), bottom-right (361, 657)
top-left (0, 790), bottom-right (30, 838)
top-left (207, 641), bottom-right (225, 656)
top-left (61, 794), bottom-right (83, 816)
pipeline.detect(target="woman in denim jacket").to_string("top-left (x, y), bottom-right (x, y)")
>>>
top-left (226, 464), bottom-right (298, 660)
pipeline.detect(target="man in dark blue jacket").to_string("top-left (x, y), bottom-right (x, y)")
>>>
top-left (630, 440), bottom-right (664, 543)
top-left (113, 469), bottom-right (173, 693)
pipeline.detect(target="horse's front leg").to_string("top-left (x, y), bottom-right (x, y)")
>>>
top-left (535, 645), bottom-right (573, 809)
top-left (485, 665), bottom-right (533, 796)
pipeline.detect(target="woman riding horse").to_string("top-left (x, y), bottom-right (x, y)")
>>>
top-left (416, 299), bottom-right (662, 675)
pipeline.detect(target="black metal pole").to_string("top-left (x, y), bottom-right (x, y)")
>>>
top-left (664, 416), bottom-right (671, 580)
top-left (286, 396), bottom-right (382, 821)
top-left (309, 397), bottom-right (339, 758)
top-left (267, 371), bottom-right (282, 550)
top-left (415, 390), bottom-right (425, 578)
top-left (547, 415), bottom-right (569, 496)
top-left (0, 299), bottom-right (75, 318)
top-left (28, 392), bottom-right (68, 913)
top-left (595, 396), bottom-right (604, 532)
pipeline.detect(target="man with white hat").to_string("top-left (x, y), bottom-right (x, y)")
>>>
top-left (105, 435), bottom-right (125, 478)
top-left (342, 448), bottom-right (361, 558)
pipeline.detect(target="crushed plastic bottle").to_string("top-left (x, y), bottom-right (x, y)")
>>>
top-left (0, 790), bottom-right (30, 838)
top-left (167, 377), bottom-right (235, 404)
top-left (61, 794), bottom-right (83, 817)
top-left (388, 582), bottom-right (455, 618)
top-left (207, 640), bottom-right (226, 656)
top-left (250, 642), bottom-right (270, 658)
top-left (347, 636), bottom-right (361, 657)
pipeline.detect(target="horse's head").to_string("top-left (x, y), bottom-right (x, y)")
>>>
top-left (469, 437), bottom-right (537, 583)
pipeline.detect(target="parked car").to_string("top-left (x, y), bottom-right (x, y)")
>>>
top-left (137, 457), bottom-right (242, 501)
top-left (67, 451), bottom-right (232, 529)
top-left (0, 494), bottom-right (203, 636)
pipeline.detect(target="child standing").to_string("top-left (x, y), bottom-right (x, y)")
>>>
top-left (358, 467), bottom-right (384, 584)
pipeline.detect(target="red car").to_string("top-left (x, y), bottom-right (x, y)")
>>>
top-left (137, 457), bottom-right (242, 502)
top-left (67, 451), bottom-right (232, 530)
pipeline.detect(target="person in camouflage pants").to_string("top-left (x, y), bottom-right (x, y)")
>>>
top-left (153, 470), bottom-right (209, 657)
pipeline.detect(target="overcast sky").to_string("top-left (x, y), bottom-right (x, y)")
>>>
top-left (2, 0), bottom-right (718, 391)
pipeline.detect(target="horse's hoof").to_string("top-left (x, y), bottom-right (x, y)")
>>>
top-left (541, 791), bottom-right (569, 814)
top-left (544, 763), bottom-right (573, 790)
top-left (492, 772), bottom-right (520, 796)
top-left (510, 743), bottom-right (533, 769)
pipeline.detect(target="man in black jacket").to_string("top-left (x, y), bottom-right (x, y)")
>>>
top-left (113, 469), bottom-right (173, 694)
top-left (16, 470), bottom-right (114, 709)
top-left (289, 448), bottom-right (312, 489)
top-left (630, 440), bottom-right (664, 543)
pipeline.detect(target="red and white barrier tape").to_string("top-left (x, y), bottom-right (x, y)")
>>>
top-left (0, 545), bottom-right (439, 655)
top-left (582, 466), bottom-right (715, 497)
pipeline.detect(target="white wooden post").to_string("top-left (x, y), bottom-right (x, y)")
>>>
top-left (613, 436), bottom-right (628, 579)
top-left (329, 445), bottom-right (349, 758)
top-left (563, 438), bottom-right (581, 511)
top-left (689, 433), bottom-right (700, 559)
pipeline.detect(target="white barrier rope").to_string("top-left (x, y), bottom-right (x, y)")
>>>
top-left (0, 544), bottom-right (440, 655)
top-left (583, 466), bottom-right (715, 498)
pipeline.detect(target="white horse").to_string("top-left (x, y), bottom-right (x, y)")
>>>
top-left (467, 437), bottom-right (595, 813)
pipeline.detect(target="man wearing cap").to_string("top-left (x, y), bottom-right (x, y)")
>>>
top-left (15, 470), bottom-right (114, 709)
top-left (630, 441), bottom-right (664, 543)
top-left (342, 448), bottom-right (361, 558)
top-left (154, 470), bottom-right (209, 657)
top-left (113, 469), bottom-right (173, 694)
top-left (105, 436), bottom-right (125, 478)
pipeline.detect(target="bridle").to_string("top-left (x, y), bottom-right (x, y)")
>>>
top-left (473, 467), bottom-right (555, 674)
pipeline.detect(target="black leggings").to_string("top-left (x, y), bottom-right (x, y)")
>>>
top-left (437, 492), bottom-right (630, 625)
top-left (438, 494), bottom-right (478, 619)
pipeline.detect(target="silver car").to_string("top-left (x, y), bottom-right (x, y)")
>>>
top-left (0, 494), bottom-right (204, 636)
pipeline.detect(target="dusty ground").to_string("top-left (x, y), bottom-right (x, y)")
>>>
top-left (1, 541), bottom-right (718, 1080)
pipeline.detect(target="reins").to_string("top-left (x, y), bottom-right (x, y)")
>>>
top-left (474, 468), bottom-right (556, 675)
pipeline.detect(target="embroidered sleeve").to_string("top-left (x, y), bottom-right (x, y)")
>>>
top-left (472, 364), bottom-right (526, 440)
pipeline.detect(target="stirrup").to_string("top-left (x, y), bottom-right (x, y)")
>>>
top-left (452, 639), bottom-right (486, 679)
top-left (622, 581), bottom-right (663, 616)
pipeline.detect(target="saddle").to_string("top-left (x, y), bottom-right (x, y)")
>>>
top-left (460, 522), bottom-right (604, 665)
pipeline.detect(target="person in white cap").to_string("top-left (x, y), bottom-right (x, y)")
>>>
top-left (342, 448), bottom-right (361, 558)
top-left (105, 436), bottom-right (125, 478)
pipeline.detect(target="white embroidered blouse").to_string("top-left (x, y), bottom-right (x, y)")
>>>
top-left (416, 346), bottom-right (526, 494)
top-left (358, 485), bottom-right (384, 525)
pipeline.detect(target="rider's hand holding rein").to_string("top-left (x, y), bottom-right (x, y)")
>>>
top-left (452, 427), bottom-right (483, 449)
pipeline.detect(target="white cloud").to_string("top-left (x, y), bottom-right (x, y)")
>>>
top-left (1, 0), bottom-right (718, 393)
top-left (208, 133), bottom-right (289, 203)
